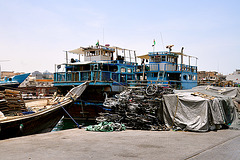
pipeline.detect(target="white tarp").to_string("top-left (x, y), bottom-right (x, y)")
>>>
top-left (163, 86), bottom-right (240, 132)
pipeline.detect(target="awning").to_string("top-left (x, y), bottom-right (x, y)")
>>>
top-left (137, 54), bottom-right (150, 59)
top-left (68, 48), bottom-right (84, 54)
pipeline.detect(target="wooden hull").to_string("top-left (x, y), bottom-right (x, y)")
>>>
top-left (0, 103), bottom-right (71, 140)
top-left (58, 85), bottom-right (116, 120)
top-left (0, 81), bottom-right (89, 140)
top-left (0, 83), bottom-right (20, 91)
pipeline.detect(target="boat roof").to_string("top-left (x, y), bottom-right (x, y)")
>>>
top-left (63, 61), bottom-right (95, 65)
top-left (137, 51), bottom-right (197, 59)
top-left (68, 45), bottom-right (134, 55)
top-left (68, 48), bottom-right (84, 54)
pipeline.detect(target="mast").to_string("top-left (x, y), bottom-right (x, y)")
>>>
top-left (134, 51), bottom-right (137, 64)
top-left (66, 51), bottom-right (68, 64)
top-left (129, 50), bottom-right (131, 62)
top-left (181, 47), bottom-right (184, 71)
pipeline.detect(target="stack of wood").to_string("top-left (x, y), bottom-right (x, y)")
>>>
top-left (0, 92), bottom-right (9, 115)
top-left (0, 89), bottom-right (27, 115)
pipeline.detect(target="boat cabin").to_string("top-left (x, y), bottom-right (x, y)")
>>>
top-left (54, 44), bottom-right (137, 93)
top-left (133, 45), bottom-right (198, 89)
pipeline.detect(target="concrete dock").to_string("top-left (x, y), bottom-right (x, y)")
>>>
top-left (0, 129), bottom-right (239, 160)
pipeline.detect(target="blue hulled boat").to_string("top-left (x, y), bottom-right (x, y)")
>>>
top-left (130, 45), bottom-right (198, 90)
top-left (54, 44), bottom-right (137, 119)
top-left (53, 44), bottom-right (198, 120)
top-left (0, 73), bottom-right (30, 91)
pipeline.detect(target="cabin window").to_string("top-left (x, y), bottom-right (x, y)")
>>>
top-left (127, 75), bottom-right (133, 80)
top-left (159, 72), bottom-right (163, 77)
top-left (193, 75), bottom-right (196, 80)
top-left (120, 74), bottom-right (126, 82)
top-left (183, 75), bottom-right (188, 80)
top-left (189, 75), bottom-right (192, 80)
top-left (155, 56), bottom-right (161, 62)
top-left (102, 72), bottom-right (111, 81)
top-left (162, 56), bottom-right (166, 61)
top-left (150, 56), bottom-right (154, 62)
top-left (121, 67), bottom-right (126, 73)
top-left (153, 73), bottom-right (158, 77)
top-left (112, 73), bottom-right (119, 82)
top-left (127, 68), bottom-right (132, 73)
top-left (90, 51), bottom-right (95, 56)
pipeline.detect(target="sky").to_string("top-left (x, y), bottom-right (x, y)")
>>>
top-left (0, 0), bottom-right (239, 75)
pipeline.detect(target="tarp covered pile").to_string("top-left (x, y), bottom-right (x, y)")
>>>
top-left (98, 85), bottom-right (240, 132)
top-left (164, 86), bottom-right (240, 131)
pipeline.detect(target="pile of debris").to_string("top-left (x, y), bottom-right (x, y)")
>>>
top-left (96, 84), bottom-right (174, 131)
top-left (0, 93), bottom-right (8, 115)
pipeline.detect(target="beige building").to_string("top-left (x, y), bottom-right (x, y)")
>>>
top-left (197, 71), bottom-right (219, 81)
top-left (0, 71), bottom-right (25, 79)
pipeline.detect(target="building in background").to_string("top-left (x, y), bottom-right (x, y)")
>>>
top-left (0, 71), bottom-right (25, 79)
top-left (226, 69), bottom-right (240, 86)
top-left (198, 70), bottom-right (239, 87)
top-left (19, 71), bottom-right (56, 99)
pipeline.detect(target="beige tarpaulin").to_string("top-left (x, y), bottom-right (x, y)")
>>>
top-left (137, 54), bottom-right (150, 59)
top-left (68, 48), bottom-right (84, 54)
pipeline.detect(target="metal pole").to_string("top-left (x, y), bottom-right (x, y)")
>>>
top-left (189, 56), bottom-right (190, 69)
top-left (134, 51), bottom-right (137, 64)
top-left (66, 51), bottom-right (68, 64)
top-left (181, 47), bottom-right (184, 71)
top-left (129, 50), bottom-right (131, 62)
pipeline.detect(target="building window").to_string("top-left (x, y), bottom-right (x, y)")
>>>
top-left (127, 68), bottom-right (132, 73)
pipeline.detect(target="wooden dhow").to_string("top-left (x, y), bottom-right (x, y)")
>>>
top-left (0, 81), bottom-right (89, 140)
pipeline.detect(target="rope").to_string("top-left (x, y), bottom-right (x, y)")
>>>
top-left (60, 102), bottom-right (81, 128)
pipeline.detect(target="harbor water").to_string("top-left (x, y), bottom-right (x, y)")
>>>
top-left (52, 117), bottom-right (95, 131)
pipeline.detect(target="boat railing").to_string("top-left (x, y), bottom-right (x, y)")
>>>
top-left (127, 80), bottom-right (182, 89)
top-left (55, 71), bottom-right (92, 82)
top-left (54, 71), bottom-right (113, 82)
top-left (99, 60), bottom-right (137, 65)
top-left (135, 64), bottom-right (197, 73)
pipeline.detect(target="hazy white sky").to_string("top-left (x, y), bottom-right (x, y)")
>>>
top-left (0, 0), bottom-right (239, 74)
